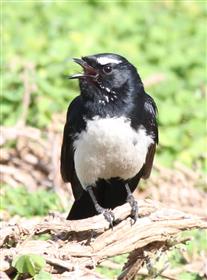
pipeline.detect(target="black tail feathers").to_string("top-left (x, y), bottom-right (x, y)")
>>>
top-left (67, 191), bottom-right (96, 220)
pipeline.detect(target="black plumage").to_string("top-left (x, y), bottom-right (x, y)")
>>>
top-left (60, 53), bottom-right (158, 223)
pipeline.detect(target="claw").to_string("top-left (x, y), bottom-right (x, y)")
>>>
top-left (125, 184), bottom-right (139, 224)
top-left (130, 198), bottom-right (138, 224)
top-left (103, 209), bottom-right (115, 229)
top-left (127, 194), bottom-right (138, 224)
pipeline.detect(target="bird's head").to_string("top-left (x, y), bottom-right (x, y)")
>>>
top-left (69, 53), bottom-right (143, 99)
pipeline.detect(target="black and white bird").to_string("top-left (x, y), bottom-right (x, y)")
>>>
top-left (61, 53), bottom-right (158, 225)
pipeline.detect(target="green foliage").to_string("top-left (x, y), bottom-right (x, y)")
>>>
top-left (0, 185), bottom-right (64, 217)
top-left (12, 254), bottom-right (52, 280)
top-left (97, 254), bottom-right (127, 278)
top-left (2, 1), bottom-right (206, 170)
top-left (169, 229), bottom-right (207, 268)
top-left (177, 272), bottom-right (203, 280)
top-left (12, 254), bottom-right (45, 276)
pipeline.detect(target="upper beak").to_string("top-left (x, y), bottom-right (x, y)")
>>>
top-left (69, 58), bottom-right (98, 79)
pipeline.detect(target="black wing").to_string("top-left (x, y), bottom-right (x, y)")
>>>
top-left (141, 94), bottom-right (158, 179)
top-left (60, 96), bottom-right (84, 200)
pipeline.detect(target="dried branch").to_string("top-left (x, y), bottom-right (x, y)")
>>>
top-left (1, 199), bottom-right (206, 279)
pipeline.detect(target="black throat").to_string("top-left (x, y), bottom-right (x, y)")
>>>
top-left (79, 75), bottom-right (145, 120)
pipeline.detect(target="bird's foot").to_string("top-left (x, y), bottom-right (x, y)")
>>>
top-left (86, 185), bottom-right (115, 228)
top-left (95, 204), bottom-right (115, 228)
top-left (102, 209), bottom-right (115, 228)
top-left (127, 194), bottom-right (138, 224)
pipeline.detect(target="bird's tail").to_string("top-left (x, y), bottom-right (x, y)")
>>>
top-left (67, 190), bottom-right (97, 220)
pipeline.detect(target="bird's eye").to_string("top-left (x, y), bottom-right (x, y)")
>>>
top-left (103, 65), bottom-right (112, 74)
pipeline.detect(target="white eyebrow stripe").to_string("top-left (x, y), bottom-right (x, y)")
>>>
top-left (97, 57), bottom-right (122, 65)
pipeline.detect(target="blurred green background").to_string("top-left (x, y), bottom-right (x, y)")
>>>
top-left (2, 0), bottom-right (206, 171)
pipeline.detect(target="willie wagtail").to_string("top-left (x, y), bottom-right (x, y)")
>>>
top-left (61, 53), bottom-right (158, 225)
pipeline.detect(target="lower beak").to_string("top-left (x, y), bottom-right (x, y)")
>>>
top-left (69, 58), bottom-right (98, 79)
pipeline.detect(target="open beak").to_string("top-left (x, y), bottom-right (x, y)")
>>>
top-left (69, 58), bottom-right (98, 79)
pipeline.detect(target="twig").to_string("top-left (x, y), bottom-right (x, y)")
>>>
top-left (17, 62), bottom-right (36, 127)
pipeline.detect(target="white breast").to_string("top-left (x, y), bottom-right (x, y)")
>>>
top-left (73, 116), bottom-right (154, 188)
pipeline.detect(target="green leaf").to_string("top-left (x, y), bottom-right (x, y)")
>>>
top-left (12, 254), bottom-right (46, 276)
top-left (34, 270), bottom-right (52, 280)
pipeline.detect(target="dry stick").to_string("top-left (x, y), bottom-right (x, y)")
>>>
top-left (17, 63), bottom-right (36, 128)
top-left (0, 126), bottom-right (42, 144)
top-left (136, 255), bottom-right (207, 280)
top-left (118, 248), bottom-right (145, 280)
top-left (118, 237), bottom-right (191, 280)
top-left (0, 164), bottom-right (37, 190)
top-left (1, 200), bottom-right (207, 279)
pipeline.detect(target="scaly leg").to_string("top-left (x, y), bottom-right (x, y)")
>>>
top-left (125, 183), bottom-right (138, 223)
top-left (86, 186), bottom-right (115, 228)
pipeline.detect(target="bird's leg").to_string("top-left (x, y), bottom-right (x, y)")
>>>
top-left (125, 183), bottom-right (138, 223)
top-left (86, 186), bottom-right (115, 228)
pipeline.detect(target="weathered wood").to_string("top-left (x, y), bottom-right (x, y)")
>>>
top-left (1, 199), bottom-right (206, 279)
